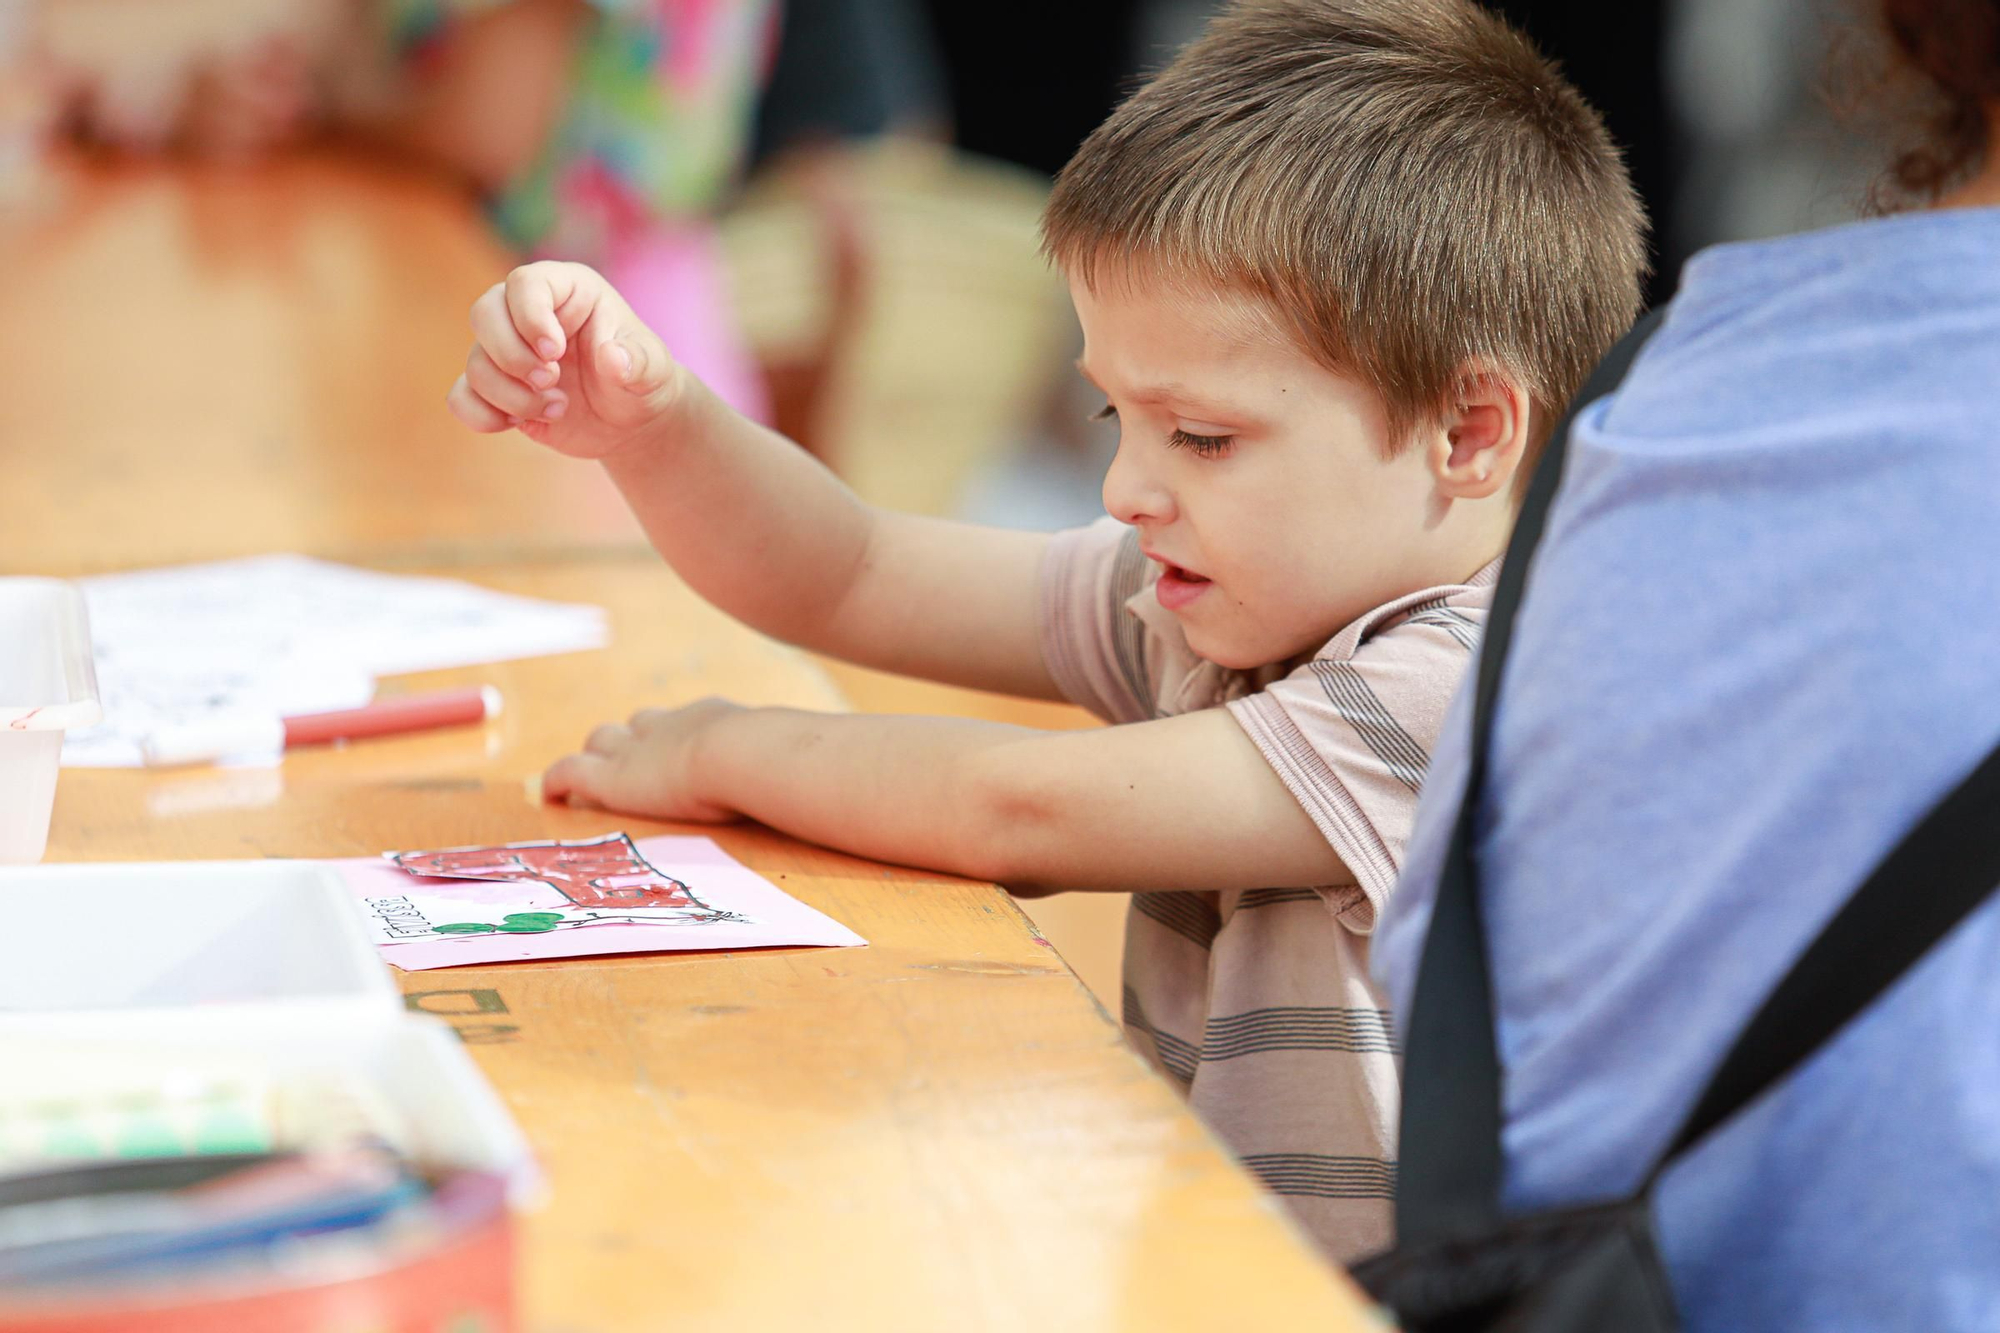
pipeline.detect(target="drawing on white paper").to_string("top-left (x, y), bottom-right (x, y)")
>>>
top-left (336, 832), bottom-right (866, 971)
top-left (372, 832), bottom-right (748, 940)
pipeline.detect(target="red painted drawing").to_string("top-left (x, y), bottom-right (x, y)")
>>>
top-left (388, 832), bottom-right (744, 935)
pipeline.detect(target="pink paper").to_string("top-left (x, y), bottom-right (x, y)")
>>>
top-left (332, 833), bottom-right (865, 971)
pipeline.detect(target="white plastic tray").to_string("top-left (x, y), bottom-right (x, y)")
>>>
top-left (0, 860), bottom-right (397, 1026)
top-left (0, 578), bottom-right (101, 863)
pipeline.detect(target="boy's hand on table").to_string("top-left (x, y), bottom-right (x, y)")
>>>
top-left (449, 261), bottom-right (685, 461)
top-left (543, 698), bottom-right (743, 824)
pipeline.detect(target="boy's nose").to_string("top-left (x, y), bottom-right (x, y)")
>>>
top-left (1101, 438), bottom-right (1175, 527)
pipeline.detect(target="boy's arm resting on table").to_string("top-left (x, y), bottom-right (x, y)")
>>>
top-left (547, 703), bottom-right (1347, 893)
top-left (452, 261), bottom-right (1064, 702)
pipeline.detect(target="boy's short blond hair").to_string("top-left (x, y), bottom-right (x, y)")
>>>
top-left (1043, 0), bottom-right (1648, 458)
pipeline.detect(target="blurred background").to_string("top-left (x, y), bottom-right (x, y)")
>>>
top-left (0, 0), bottom-right (1889, 1007)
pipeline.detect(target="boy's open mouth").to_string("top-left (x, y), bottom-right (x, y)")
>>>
top-left (1155, 561), bottom-right (1213, 612)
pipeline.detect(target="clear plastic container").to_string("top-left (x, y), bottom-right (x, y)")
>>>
top-left (0, 580), bottom-right (101, 863)
top-left (0, 858), bottom-right (540, 1203)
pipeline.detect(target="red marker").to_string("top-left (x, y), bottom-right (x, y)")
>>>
top-left (140, 686), bottom-right (503, 767)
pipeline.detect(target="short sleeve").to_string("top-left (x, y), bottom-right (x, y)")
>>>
top-left (1037, 518), bottom-right (1158, 725)
top-left (1227, 612), bottom-right (1483, 934)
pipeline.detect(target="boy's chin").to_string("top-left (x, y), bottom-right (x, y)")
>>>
top-left (1183, 624), bottom-right (1280, 672)
top-left (1184, 614), bottom-right (1325, 671)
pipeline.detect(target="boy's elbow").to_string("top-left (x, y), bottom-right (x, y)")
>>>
top-left (951, 746), bottom-right (1070, 888)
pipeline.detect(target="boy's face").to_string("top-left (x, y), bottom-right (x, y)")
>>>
top-left (1072, 274), bottom-right (1452, 670)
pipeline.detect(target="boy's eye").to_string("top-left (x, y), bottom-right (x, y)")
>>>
top-left (1089, 403), bottom-right (1117, 422)
top-left (1167, 428), bottom-right (1234, 457)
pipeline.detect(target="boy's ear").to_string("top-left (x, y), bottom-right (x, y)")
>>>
top-left (1426, 368), bottom-right (1532, 501)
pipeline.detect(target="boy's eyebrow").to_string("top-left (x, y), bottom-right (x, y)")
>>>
top-left (1074, 359), bottom-right (1262, 421)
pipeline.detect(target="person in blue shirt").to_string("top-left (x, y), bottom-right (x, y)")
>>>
top-left (1378, 3), bottom-right (2000, 1330)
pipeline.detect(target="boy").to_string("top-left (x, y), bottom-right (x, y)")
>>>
top-left (447, 0), bottom-right (1643, 1261)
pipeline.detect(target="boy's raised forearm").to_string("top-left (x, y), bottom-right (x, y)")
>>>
top-left (451, 261), bottom-right (1059, 697)
top-left (449, 261), bottom-right (884, 653)
top-left (603, 374), bottom-right (878, 652)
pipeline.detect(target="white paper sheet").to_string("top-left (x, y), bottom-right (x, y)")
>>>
top-left (332, 833), bottom-right (867, 971)
top-left (64, 556), bottom-right (608, 767)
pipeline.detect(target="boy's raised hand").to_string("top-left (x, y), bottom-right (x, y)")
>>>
top-left (449, 261), bottom-right (682, 460)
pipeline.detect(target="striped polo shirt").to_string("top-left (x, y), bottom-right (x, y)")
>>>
top-left (1040, 517), bottom-right (1496, 1262)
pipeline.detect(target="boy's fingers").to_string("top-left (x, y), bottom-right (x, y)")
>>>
top-left (464, 345), bottom-right (547, 421)
top-left (583, 722), bottom-right (631, 756)
top-left (542, 752), bottom-right (608, 806)
top-left (503, 262), bottom-right (606, 364)
top-left (502, 266), bottom-right (568, 361)
top-left (470, 282), bottom-right (545, 380)
top-left (628, 707), bottom-right (671, 733)
top-left (592, 329), bottom-right (671, 397)
top-left (447, 374), bottom-right (511, 433)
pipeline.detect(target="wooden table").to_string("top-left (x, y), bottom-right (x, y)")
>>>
top-left (12, 152), bottom-right (1373, 1331)
top-left (0, 152), bottom-right (645, 574)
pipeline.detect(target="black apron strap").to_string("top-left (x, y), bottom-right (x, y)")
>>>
top-left (1394, 309), bottom-right (1665, 1243)
top-left (1650, 736), bottom-right (2000, 1175)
